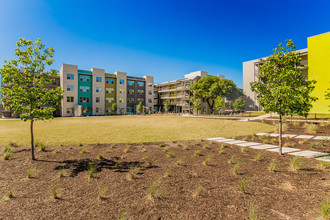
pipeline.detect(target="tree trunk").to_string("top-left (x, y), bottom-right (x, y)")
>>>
top-left (278, 114), bottom-right (283, 155)
top-left (30, 120), bottom-right (35, 160)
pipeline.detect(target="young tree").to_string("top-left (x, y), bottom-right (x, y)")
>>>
top-left (214, 96), bottom-right (224, 114)
top-left (191, 97), bottom-right (201, 114)
top-left (112, 103), bottom-right (118, 115)
top-left (250, 40), bottom-right (317, 155)
top-left (164, 99), bottom-right (170, 113)
top-left (0, 38), bottom-right (63, 160)
top-left (233, 97), bottom-right (246, 113)
top-left (137, 101), bottom-right (143, 114)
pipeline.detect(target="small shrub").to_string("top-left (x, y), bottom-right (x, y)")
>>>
top-left (262, 118), bottom-right (266, 123)
top-left (269, 159), bottom-right (277, 172)
top-left (164, 169), bottom-right (172, 177)
top-left (124, 145), bottom-right (131, 153)
top-left (241, 147), bottom-right (247, 153)
top-left (320, 121), bottom-right (328, 126)
top-left (176, 158), bottom-right (184, 166)
top-left (159, 143), bottom-right (165, 147)
top-left (221, 143), bottom-right (227, 148)
top-left (298, 139), bottom-right (307, 144)
top-left (127, 166), bottom-right (139, 180)
top-left (141, 148), bottom-right (147, 153)
top-left (27, 168), bottom-right (36, 179)
top-left (321, 161), bottom-right (330, 169)
top-left (193, 186), bottom-right (202, 198)
top-left (98, 188), bottom-right (108, 201)
top-left (219, 149), bottom-right (225, 154)
top-left (242, 137), bottom-right (248, 141)
top-left (305, 123), bottom-right (317, 134)
top-left (54, 148), bottom-right (61, 153)
top-left (248, 201), bottom-right (257, 220)
top-left (282, 123), bottom-right (288, 132)
top-left (203, 145), bottom-right (209, 149)
top-left (292, 120), bottom-right (301, 126)
top-left (252, 136), bottom-right (258, 141)
top-left (148, 181), bottom-right (159, 200)
top-left (233, 163), bottom-right (240, 175)
top-left (183, 146), bottom-right (188, 150)
top-left (263, 139), bottom-right (269, 144)
top-left (87, 163), bottom-right (97, 179)
top-left (255, 152), bottom-right (262, 161)
top-left (286, 136), bottom-right (291, 140)
top-left (290, 156), bottom-right (302, 171)
top-left (310, 142), bottom-right (320, 149)
top-left (203, 155), bottom-right (211, 166)
top-left (80, 148), bottom-right (87, 153)
top-left (6, 190), bottom-right (14, 199)
top-left (105, 148), bottom-right (110, 153)
top-left (4, 146), bottom-right (13, 153)
top-left (59, 167), bottom-right (66, 178)
top-left (37, 142), bottom-right (46, 152)
top-left (228, 155), bottom-right (235, 164)
top-left (239, 178), bottom-right (247, 193)
top-left (8, 141), bottom-right (17, 148)
top-left (167, 151), bottom-right (173, 158)
top-left (194, 150), bottom-right (200, 156)
top-left (284, 142), bottom-right (292, 148)
top-left (271, 138), bottom-right (277, 143)
top-left (147, 158), bottom-right (155, 168)
top-left (97, 154), bottom-right (104, 160)
top-left (200, 139), bottom-right (204, 142)
top-left (2, 151), bottom-right (12, 160)
top-left (79, 143), bottom-right (83, 147)
top-left (321, 196), bottom-right (330, 219)
top-left (51, 185), bottom-right (58, 199)
top-left (163, 147), bottom-right (168, 152)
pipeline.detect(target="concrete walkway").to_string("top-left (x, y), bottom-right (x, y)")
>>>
top-left (206, 137), bottom-right (330, 162)
top-left (255, 133), bottom-right (330, 140)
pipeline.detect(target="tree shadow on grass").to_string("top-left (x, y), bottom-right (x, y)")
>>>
top-left (54, 158), bottom-right (156, 177)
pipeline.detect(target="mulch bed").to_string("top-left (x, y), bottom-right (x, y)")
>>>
top-left (234, 121), bottom-right (330, 153)
top-left (0, 140), bottom-right (329, 219)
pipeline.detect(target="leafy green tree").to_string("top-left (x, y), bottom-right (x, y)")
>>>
top-left (164, 99), bottom-right (170, 113)
top-left (190, 76), bottom-right (240, 113)
top-left (250, 40), bottom-right (317, 155)
top-left (112, 103), bottom-right (118, 114)
top-left (214, 96), bottom-right (224, 114)
top-left (325, 88), bottom-right (330, 110)
top-left (191, 97), bottom-right (201, 114)
top-left (233, 97), bottom-right (246, 113)
top-left (0, 38), bottom-right (63, 160)
top-left (137, 101), bottom-right (143, 114)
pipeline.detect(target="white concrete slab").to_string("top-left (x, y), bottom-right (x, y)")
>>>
top-left (288, 150), bottom-right (329, 158)
top-left (237, 142), bottom-right (262, 147)
top-left (222, 140), bottom-right (248, 144)
top-left (266, 147), bottom-right (301, 153)
top-left (316, 156), bottom-right (330, 162)
top-left (256, 133), bottom-right (269, 136)
top-left (214, 139), bottom-right (235, 143)
top-left (249, 144), bottom-right (278, 150)
top-left (207, 137), bottom-right (226, 141)
top-left (313, 136), bottom-right (330, 140)
top-left (282, 134), bottom-right (297, 138)
top-left (269, 133), bottom-right (279, 137)
top-left (295, 135), bottom-right (314, 139)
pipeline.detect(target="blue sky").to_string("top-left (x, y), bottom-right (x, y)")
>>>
top-left (0, 0), bottom-right (329, 87)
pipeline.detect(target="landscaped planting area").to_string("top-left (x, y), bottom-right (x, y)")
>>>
top-left (0, 140), bottom-right (329, 219)
top-left (0, 116), bottom-right (274, 145)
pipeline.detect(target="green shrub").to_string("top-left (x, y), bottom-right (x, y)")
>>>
top-left (80, 148), bottom-right (87, 153)
top-left (6, 190), bottom-right (14, 199)
top-left (159, 143), bottom-right (165, 147)
top-left (8, 141), bottom-right (17, 148)
top-left (255, 152), bottom-right (262, 161)
top-left (2, 151), bottom-right (12, 160)
top-left (59, 167), bottom-right (66, 178)
top-left (141, 148), bottom-right (147, 153)
top-left (51, 185), bottom-right (58, 199)
top-left (203, 155), bottom-right (211, 166)
top-left (290, 156), bottom-right (302, 171)
top-left (239, 178), bottom-right (247, 193)
top-left (37, 142), bottom-right (46, 152)
top-left (194, 150), bottom-right (200, 156)
top-left (321, 161), bottom-right (330, 169)
top-left (252, 136), bottom-right (258, 141)
top-left (193, 186), bottom-right (202, 198)
top-left (248, 201), bottom-right (257, 220)
top-left (127, 166), bottom-right (139, 180)
top-left (124, 145), bottom-right (131, 153)
top-left (271, 138), bottom-right (277, 143)
top-left (263, 139), bottom-right (269, 144)
top-left (242, 136), bottom-right (248, 141)
top-left (97, 154), bottom-right (104, 160)
top-left (305, 123), bottom-right (317, 134)
top-left (27, 168), bottom-right (36, 179)
top-left (219, 149), bottom-right (225, 154)
top-left (148, 181), bottom-right (159, 199)
top-left (98, 188), bottom-right (108, 201)
top-left (183, 146), bottom-right (188, 150)
top-left (167, 151), bottom-right (173, 158)
top-left (54, 148), bottom-right (61, 153)
top-left (79, 143), bottom-right (83, 147)
top-left (269, 159), bottom-right (277, 172)
top-left (228, 155), bottom-right (235, 164)
top-left (233, 163), bottom-right (240, 175)
top-left (203, 145), bottom-right (209, 149)
top-left (321, 196), bottom-right (330, 219)
top-left (163, 147), bottom-right (168, 152)
top-left (176, 158), bottom-right (184, 166)
top-left (4, 146), bottom-right (12, 153)
top-left (87, 163), bottom-right (97, 179)
top-left (241, 147), bottom-right (247, 153)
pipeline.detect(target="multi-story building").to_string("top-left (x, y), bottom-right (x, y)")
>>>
top-left (60, 64), bottom-right (154, 117)
top-left (243, 32), bottom-right (330, 113)
top-left (154, 71), bottom-right (224, 113)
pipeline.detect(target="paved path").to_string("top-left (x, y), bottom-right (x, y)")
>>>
top-left (206, 137), bottom-right (330, 161)
top-left (255, 133), bottom-right (330, 140)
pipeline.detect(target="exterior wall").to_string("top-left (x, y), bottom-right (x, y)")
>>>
top-left (308, 32), bottom-right (330, 113)
top-left (126, 77), bottom-right (146, 113)
top-left (115, 71), bottom-right (127, 114)
top-left (242, 59), bottom-right (259, 110)
top-left (60, 64), bottom-right (78, 117)
top-left (92, 68), bottom-right (105, 115)
top-left (144, 75), bottom-right (154, 112)
top-left (78, 71), bottom-right (93, 116)
top-left (105, 74), bottom-right (116, 115)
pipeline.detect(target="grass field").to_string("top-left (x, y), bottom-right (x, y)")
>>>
top-left (0, 116), bottom-right (274, 146)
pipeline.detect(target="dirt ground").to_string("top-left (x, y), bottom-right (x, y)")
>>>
top-left (234, 121), bottom-right (330, 153)
top-left (0, 140), bottom-right (329, 219)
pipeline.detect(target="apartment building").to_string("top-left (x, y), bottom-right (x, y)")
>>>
top-left (154, 71), bottom-right (224, 113)
top-left (243, 32), bottom-right (330, 113)
top-left (60, 64), bottom-right (154, 117)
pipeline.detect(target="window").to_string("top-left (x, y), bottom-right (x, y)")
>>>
top-left (79, 75), bottom-right (90, 82)
top-left (137, 90), bottom-right (144, 95)
top-left (83, 107), bottom-right (89, 113)
top-left (106, 107), bottom-right (112, 113)
top-left (138, 81), bottom-right (144, 87)
top-left (67, 74), bottom-right (74, 80)
top-left (119, 79), bottom-right (125, 84)
top-left (119, 89), bottom-right (125, 94)
top-left (128, 89), bottom-right (134, 95)
top-left (148, 90), bottom-right (152, 95)
top-left (128, 98), bottom-right (134, 103)
top-left (128, 80), bottom-right (134, 86)
top-left (148, 99), bottom-right (152, 103)
top-left (96, 87), bottom-right (101, 93)
top-left (106, 78), bottom-right (114, 84)
top-left (106, 88), bottom-right (114, 94)
top-left (79, 86), bottom-right (90, 93)
top-left (106, 97), bottom-right (114, 103)
top-left (67, 85), bottom-right (74, 91)
top-left (119, 98), bottom-right (124, 103)
top-left (96, 77), bottom-right (102, 82)
top-left (148, 83), bottom-right (152, 87)
top-left (66, 108), bottom-right (73, 114)
top-left (67, 96), bottom-right (74, 102)
top-left (96, 97), bottom-right (100, 103)
top-left (95, 107), bottom-right (100, 113)
top-left (137, 98), bottom-right (144, 103)
top-left (79, 97), bottom-right (90, 103)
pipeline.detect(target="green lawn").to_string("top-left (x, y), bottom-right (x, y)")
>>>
top-left (0, 116), bottom-right (274, 146)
